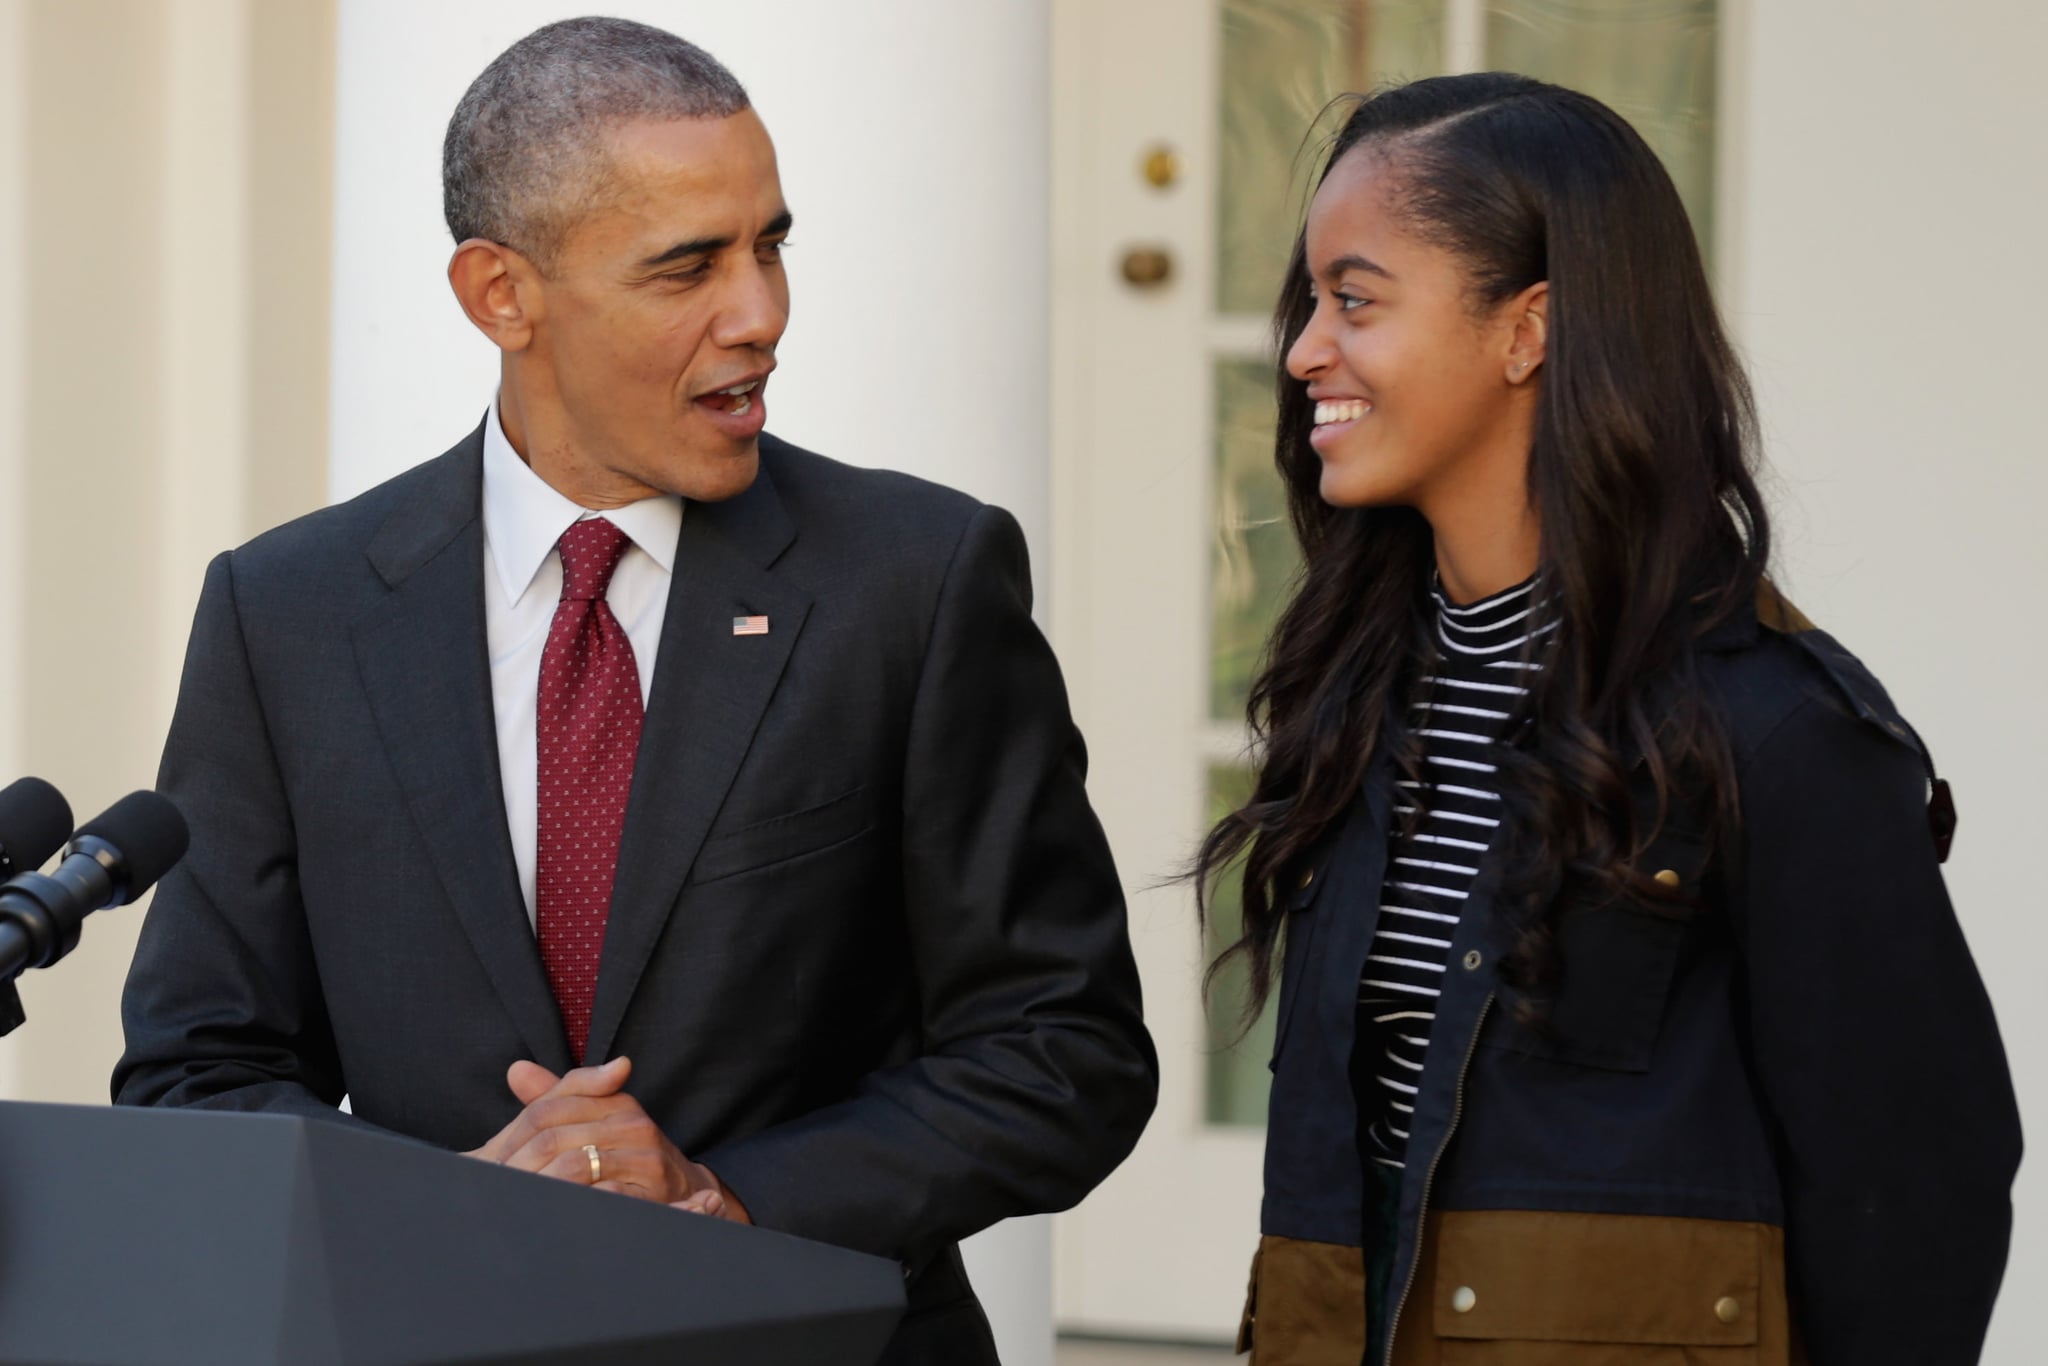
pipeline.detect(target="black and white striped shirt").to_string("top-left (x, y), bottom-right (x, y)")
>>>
top-left (1358, 575), bottom-right (1551, 1169)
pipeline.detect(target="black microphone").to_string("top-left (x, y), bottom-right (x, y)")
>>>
top-left (0, 791), bottom-right (189, 992)
top-left (0, 777), bottom-right (75, 1033)
top-left (0, 776), bottom-right (73, 880)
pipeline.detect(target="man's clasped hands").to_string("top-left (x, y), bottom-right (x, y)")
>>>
top-left (464, 1055), bottom-right (750, 1222)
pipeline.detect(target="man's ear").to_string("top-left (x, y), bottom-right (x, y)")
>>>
top-left (448, 238), bottom-right (540, 352)
top-left (1504, 279), bottom-right (1548, 384)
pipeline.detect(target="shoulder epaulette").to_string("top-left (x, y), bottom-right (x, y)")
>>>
top-left (1755, 582), bottom-right (1956, 862)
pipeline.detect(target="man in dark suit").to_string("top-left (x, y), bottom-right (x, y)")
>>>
top-left (114, 18), bottom-right (1156, 1363)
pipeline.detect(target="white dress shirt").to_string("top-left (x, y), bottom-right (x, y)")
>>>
top-left (481, 400), bottom-right (682, 929)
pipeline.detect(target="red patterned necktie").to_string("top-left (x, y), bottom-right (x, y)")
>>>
top-left (536, 518), bottom-right (644, 1061)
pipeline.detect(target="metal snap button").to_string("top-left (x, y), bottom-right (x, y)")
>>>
top-left (1462, 950), bottom-right (1483, 971)
top-left (1714, 1296), bottom-right (1741, 1324)
top-left (1451, 1286), bottom-right (1477, 1314)
top-left (1654, 868), bottom-right (1681, 889)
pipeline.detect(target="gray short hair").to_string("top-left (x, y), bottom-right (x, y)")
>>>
top-left (443, 17), bottom-right (750, 269)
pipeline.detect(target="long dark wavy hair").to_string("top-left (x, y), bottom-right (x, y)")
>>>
top-left (1198, 73), bottom-right (1769, 1022)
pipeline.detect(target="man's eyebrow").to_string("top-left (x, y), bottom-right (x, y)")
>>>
top-left (1321, 252), bottom-right (1395, 281)
top-left (638, 235), bottom-right (731, 269)
top-left (635, 210), bottom-right (795, 271)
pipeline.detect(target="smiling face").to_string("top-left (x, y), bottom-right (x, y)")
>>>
top-left (1286, 146), bottom-right (1542, 519)
top-left (478, 109), bottom-right (791, 506)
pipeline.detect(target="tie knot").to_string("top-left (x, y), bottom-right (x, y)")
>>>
top-left (555, 518), bottom-right (632, 601)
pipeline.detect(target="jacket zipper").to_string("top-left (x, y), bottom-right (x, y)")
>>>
top-left (1381, 991), bottom-right (1493, 1366)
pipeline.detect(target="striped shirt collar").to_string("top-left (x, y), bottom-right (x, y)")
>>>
top-left (1431, 574), bottom-right (1553, 658)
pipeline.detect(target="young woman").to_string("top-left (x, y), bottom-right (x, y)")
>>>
top-left (1203, 74), bottom-right (2021, 1366)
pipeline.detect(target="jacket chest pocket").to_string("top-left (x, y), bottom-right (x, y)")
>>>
top-left (1484, 830), bottom-right (1707, 1073)
top-left (1423, 1209), bottom-right (1786, 1366)
top-left (688, 786), bottom-right (876, 885)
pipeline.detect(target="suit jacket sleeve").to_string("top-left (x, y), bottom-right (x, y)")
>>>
top-left (698, 504), bottom-right (1159, 1264)
top-left (1734, 698), bottom-right (2021, 1364)
top-left (112, 551), bottom-right (362, 1126)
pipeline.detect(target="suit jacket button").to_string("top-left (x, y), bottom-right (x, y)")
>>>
top-left (1450, 1286), bottom-right (1477, 1314)
top-left (1714, 1296), bottom-right (1741, 1323)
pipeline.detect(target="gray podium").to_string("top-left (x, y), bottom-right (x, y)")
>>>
top-left (0, 1102), bottom-right (905, 1365)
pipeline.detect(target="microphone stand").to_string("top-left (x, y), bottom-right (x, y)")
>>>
top-left (1, 894), bottom-right (41, 1036)
top-left (2, 917), bottom-right (28, 1034)
top-left (0, 917), bottom-right (26, 1035)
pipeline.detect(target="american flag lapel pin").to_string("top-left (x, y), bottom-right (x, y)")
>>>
top-left (733, 615), bottom-right (770, 637)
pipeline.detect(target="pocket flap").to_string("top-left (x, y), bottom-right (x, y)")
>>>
top-left (1243, 1235), bottom-right (1366, 1364)
top-left (1236, 1243), bottom-right (1260, 1354)
top-left (1268, 857), bottom-right (1333, 1067)
top-left (1432, 1210), bottom-right (1762, 1346)
top-left (689, 787), bottom-right (874, 884)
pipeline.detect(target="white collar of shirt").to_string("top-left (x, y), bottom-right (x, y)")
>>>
top-left (480, 398), bottom-right (682, 606)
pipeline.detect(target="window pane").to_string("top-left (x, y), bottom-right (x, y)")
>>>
top-left (1203, 762), bottom-right (1274, 1126)
top-left (1218, 0), bottom-right (1444, 316)
top-left (1486, 0), bottom-right (1719, 258)
top-left (1211, 356), bottom-right (1299, 723)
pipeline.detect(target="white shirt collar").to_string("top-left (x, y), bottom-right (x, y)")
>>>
top-left (480, 398), bottom-right (682, 605)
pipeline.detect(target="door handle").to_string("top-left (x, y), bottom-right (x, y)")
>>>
top-left (1119, 246), bottom-right (1175, 289)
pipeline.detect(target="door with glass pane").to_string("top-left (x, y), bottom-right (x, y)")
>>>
top-left (1049, 0), bottom-right (1720, 1339)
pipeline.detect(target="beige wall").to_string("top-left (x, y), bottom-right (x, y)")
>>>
top-left (0, 0), bottom-right (333, 1105)
top-left (1724, 3), bottom-right (2047, 1359)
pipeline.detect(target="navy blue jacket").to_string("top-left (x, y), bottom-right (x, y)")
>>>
top-left (1260, 603), bottom-right (2021, 1364)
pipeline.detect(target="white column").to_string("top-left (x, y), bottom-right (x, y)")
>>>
top-left (329, 5), bottom-right (1055, 1362)
top-left (158, 0), bottom-right (254, 721)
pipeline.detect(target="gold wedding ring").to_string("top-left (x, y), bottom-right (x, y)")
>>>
top-left (583, 1143), bottom-right (603, 1184)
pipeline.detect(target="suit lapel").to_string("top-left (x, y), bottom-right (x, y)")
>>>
top-left (351, 433), bottom-right (572, 1074)
top-left (584, 458), bottom-right (810, 1063)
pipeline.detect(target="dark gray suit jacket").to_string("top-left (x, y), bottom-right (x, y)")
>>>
top-left (115, 425), bottom-right (1158, 1364)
